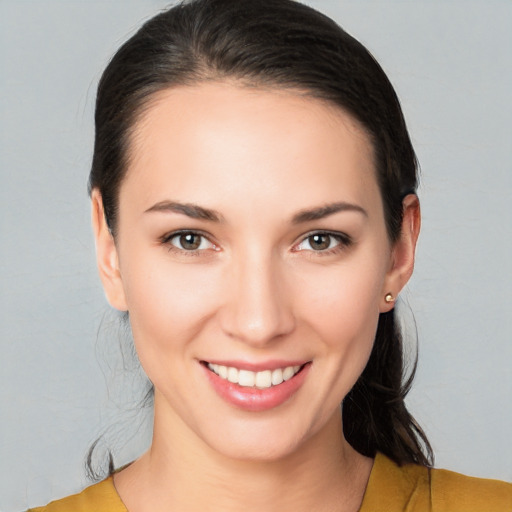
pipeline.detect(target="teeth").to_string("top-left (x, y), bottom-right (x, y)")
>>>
top-left (238, 370), bottom-right (255, 387)
top-left (227, 367), bottom-right (238, 383)
top-left (218, 365), bottom-right (228, 379)
top-left (282, 366), bottom-right (295, 381)
top-left (271, 368), bottom-right (283, 385)
top-left (255, 370), bottom-right (272, 388)
top-left (207, 363), bottom-right (302, 388)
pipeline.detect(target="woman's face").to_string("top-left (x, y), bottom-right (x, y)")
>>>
top-left (93, 83), bottom-right (417, 461)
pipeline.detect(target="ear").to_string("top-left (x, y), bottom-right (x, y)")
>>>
top-left (91, 189), bottom-right (128, 311)
top-left (380, 194), bottom-right (421, 312)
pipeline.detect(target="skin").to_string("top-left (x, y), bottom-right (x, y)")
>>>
top-left (92, 83), bottom-right (420, 512)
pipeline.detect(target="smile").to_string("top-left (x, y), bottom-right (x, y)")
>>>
top-left (207, 363), bottom-right (302, 389)
top-left (202, 360), bottom-right (311, 411)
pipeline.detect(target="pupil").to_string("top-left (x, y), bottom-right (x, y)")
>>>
top-left (310, 234), bottom-right (330, 250)
top-left (180, 233), bottom-right (200, 250)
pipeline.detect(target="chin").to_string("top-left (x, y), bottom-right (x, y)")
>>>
top-left (210, 434), bottom-right (304, 463)
top-left (195, 411), bottom-right (330, 464)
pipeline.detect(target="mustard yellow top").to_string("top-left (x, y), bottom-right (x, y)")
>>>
top-left (30, 452), bottom-right (512, 511)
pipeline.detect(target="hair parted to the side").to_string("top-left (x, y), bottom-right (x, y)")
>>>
top-left (88, 0), bottom-right (433, 474)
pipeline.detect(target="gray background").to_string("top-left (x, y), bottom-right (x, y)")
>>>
top-left (1, 1), bottom-right (511, 510)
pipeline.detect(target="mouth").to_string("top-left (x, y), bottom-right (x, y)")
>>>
top-left (205, 362), bottom-right (305, 389)
top-left (201, 360), bottom-right (311, 412)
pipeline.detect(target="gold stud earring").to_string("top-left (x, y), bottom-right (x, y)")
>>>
top-left (385, 293), bottom-right (395, 303)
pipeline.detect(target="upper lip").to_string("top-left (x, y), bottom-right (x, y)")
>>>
top-left (200, 359), bottom-right (310, 372)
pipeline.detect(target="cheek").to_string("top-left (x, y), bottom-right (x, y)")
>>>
top-left (288, 256), bottom-right (386, 427)
top-left (296, 257), bottom-right (386, 349)
top-left (119, 250), bottom-right (223, 355)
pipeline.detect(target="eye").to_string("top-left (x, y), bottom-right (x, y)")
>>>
top-left (165, 231), bottom-right (217, 252)
top-left (294, 232), bottom-right (351, 253)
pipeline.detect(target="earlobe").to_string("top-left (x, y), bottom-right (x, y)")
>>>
top-left (380, 194), bottom-right (421, 312)
top-left (91, 190), bottom-right (128, 311)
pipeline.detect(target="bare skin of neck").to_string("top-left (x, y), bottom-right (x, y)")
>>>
top-left (114, 400), bottom-right (373, 512)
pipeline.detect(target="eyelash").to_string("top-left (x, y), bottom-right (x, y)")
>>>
top-left (293, 231), bottom-right (353, 256)
top-left (160, 230), bottom-right (218, 257)
top-left (160, 229), bottom-right (352, 257)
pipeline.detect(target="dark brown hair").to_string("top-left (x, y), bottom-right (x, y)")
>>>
top-left (89, 0), bottom-right (433, 471)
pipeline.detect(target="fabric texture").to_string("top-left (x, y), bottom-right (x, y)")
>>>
top-left (29, 452), bottom-right (512, 511)
top-left (359, 453), bottom-right (512, 511)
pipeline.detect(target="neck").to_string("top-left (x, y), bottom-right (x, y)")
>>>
top-left (114, 399), bottom-right (373, 512)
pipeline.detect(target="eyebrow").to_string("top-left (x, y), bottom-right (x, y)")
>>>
top-left (291, 202), bottom-right (367, 224)
top-left (145, 200), bottom-right (366, 224)
top-left (144, 201), bottom-right (223, 222)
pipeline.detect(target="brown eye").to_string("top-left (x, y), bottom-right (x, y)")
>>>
top-left (308, 234), bottom-right (331, 251)
top-left (179, 233), bottom-right (202, 250)
top-left (294, 231), bottom-right (351, 254)
top-left (166, 231), bottom-right (215, 251)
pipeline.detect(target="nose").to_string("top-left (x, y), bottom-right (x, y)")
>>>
top-left (219, 252), bottom-right (296, 347)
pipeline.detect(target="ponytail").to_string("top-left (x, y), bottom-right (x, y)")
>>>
top-left (343, 309), bottom-right (433, 466)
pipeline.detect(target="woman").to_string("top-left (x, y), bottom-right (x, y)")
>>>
top-left (30, 0), bottom-right (511, 510)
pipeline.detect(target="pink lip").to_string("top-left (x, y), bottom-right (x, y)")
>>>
top-left (201, 361), bottom-right (311, 412)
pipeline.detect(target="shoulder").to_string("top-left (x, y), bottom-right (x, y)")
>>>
top-left (28, 476), bottom-right (126, 512)
top-left (361, 452), bottom-right (512, 512)
top-left (429, 466), bottom-right (512, 511)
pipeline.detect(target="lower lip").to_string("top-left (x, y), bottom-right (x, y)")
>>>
top-left (202, 363), bottom-right (311, 412)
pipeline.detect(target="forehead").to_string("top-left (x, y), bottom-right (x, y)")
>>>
top-left (122, 82), bottom-right (380, 217)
